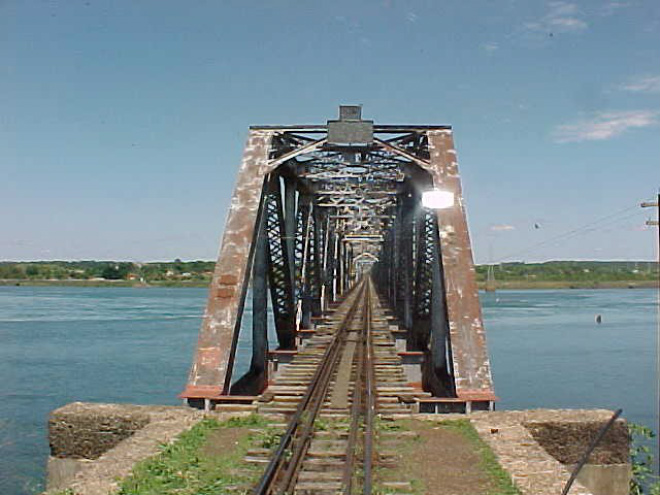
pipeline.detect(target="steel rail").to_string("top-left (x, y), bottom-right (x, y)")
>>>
top-left (342, 287), bottom-right (369, 494)
top-left (363, 281), bottom-right (376, 495)
top-left (252, 281), bottom-right (368, 495)
top-left (278, 283), bottom-right (367, 493)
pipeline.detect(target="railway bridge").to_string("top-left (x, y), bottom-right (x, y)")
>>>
top-left (43, 108), bottom-right (631, 495)
top-left (180, 105), bottom-right (496, 415)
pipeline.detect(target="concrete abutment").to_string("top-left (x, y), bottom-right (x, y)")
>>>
top-left (45, 403), bottom-right (630, 495)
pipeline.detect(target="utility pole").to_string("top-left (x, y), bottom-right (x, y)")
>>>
top-left (641, 193), bottom-right (659, 477)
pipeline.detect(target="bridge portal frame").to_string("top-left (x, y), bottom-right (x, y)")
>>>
top-left (180, 120), bottom-right (496, 409)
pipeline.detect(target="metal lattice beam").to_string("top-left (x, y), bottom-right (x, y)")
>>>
top-left (264, 175), bottom-right (296, 349)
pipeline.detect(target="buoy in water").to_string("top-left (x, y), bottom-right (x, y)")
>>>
top-left (595, 314), bottom-right (602, 324)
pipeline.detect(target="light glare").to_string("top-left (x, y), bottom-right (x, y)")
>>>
top-left (421, 190), bottom-right (455, 209)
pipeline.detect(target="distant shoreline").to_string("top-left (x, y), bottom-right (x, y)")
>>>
top-left (1, 279), bottom-right (657, 290)
top-left (2, 260), bottom-right (657, 291)
top-left (0, 279), bottom-right (208, 288)
top-left (477, 280), bottom-right (658, 290)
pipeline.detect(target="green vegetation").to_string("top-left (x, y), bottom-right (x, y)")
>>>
top-left (0, 260), bottom-right (215, 286)
top-left (117, 414), bottom-right (269, 495)
top-left (313, 416), bottom-right (349, 432)
top-left (476, 260), bottom-right (658, 289)
top-left (629, 423), bottom-right (660, 495)
top-left (1, 259), bottom-right (656, 288)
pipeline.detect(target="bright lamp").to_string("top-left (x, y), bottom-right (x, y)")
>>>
top-left (421, 190), bottom-right (455, 209)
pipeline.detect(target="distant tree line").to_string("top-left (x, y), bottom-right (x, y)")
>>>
top-left (474, 261), bottom-right (659, 283)
top-left (0, 260), bottom-right (216, 282)
top-left (0, 260), bottom-right (657, 284)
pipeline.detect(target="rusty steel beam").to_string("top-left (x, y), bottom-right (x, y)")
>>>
top-left (268, 138), bottom-right (327, 169)
top-left (249, 124), bottom-right (452, 132)
top-left (180, 131), bottom-right (274, 402)
top-left (424, 130), bottom-right (496, 400)
top-left (373, 137), bottom-right (431, 169)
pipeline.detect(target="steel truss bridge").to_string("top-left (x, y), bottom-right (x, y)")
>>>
top-left (180, 106), bottom-right (496, 414)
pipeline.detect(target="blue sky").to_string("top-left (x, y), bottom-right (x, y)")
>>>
top-left (1, 0), bottom-right (659, 263)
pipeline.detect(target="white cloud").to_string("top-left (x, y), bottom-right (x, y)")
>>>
top-left (490, 224), bottom-right (516, 231)
top-left (481, 42), bottom-right (499, 53)
top-left (549, 16), bottom-right (588, 30)
top-left (601, 1), bottom-right (631, 16)
top-left (553, 110), bottom-right (659, 143)
top-left (524, 1), bottom-right (588, 34)
top-left (619, 75), bottom-right (660, 94)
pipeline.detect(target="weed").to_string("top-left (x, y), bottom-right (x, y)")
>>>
top-left (313, 417), bottom-right (329, 431)
top-left (225, 413), bottom-right (268, 428)
top-left (117, 415), bottom-right (267, 495)
top-left (374, 416), bottom-right (406, 432)
top-left (258, 426), bottom-right (283, 450)
top-left (629, 423), bottom-right (660, 495)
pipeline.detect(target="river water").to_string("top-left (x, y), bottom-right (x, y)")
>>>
top-left (0, 286), bottom-right (657, 494)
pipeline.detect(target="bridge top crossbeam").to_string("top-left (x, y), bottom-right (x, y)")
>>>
top-left (250, 124), bottom-right (452, 133)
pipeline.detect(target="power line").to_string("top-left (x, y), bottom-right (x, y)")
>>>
top-left (495, 203), bottom-right (646, 262)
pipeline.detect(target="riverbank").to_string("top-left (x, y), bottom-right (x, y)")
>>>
top-left (1, 260), bottom-right (657, 290)
top-left (1, 278), bottom-right (657, 290)
top-left (0, 279), bottom-right (209, 288)
top-left (477, 280), bottom-right (659, 290)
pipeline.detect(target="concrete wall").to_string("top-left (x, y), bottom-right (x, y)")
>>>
top-left (46, 402), bottom-right (207, 495)
top-left (49, 403), bottom-right (150, 460)
top-left (469, 409), bottom-right (631, 495)
top-left (576, 464), bottom-right (631, 495)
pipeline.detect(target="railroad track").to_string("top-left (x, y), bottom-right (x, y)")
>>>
top-left (248, 278), bottom-right (429, 495)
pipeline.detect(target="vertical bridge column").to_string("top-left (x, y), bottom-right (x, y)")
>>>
top-left (425, 130), bottom-right (496, 403)
top-left (180, 131), bottom-right (274, 403)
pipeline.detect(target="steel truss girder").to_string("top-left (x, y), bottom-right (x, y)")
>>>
top-left (294, 194), bottom-right (314, 328)
top-left (396, 189), bottom-right (414, 333)
top-left (310, 204), bottom-right (323, 315)
top-left (412, 209), bottom-right (436, 340)
top-left (264, 175), bottom-right (296, 349)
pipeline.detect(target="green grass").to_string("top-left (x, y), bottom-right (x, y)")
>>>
top-left (313, 415), bottom-right (350, 432)
top-left (441, 420), bottom-right (520, 495)
top-left (113, 415), bottom-right (517, 495)
top-left (117, 414), bottom-right (270, 495)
